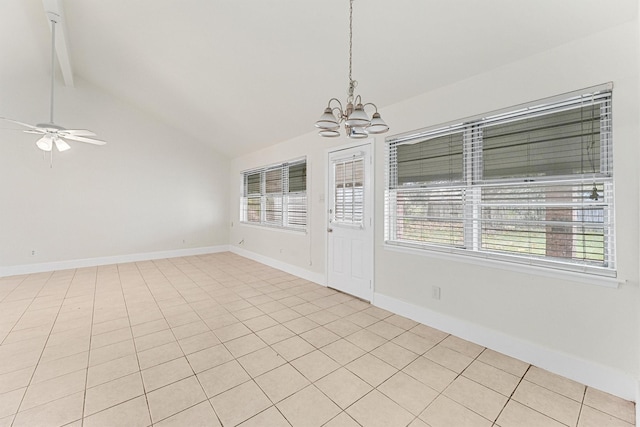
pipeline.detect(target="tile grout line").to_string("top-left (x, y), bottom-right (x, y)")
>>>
top-left (490, 363), bottom-right (532, 426)
top-left (0, 274), bottom-right (31, 347)
top-left (258, 300), bottom-right (395, 425)
top-left (1, 273), bottom-right (45, 427)
top-left (490, 366), bottom-right (593, 426)
top-left (0, 272), bottom-right (48, 306)
top-left (397, 332), bottom-right (485, 426)
top-left (134, 258), bottom-right (223, 426)
top-left (0, 272), bottom-right (53, 346)
top-left (10, 269), bottom-right (78, 427)
top-left (576, 385), bottom-right (588, 427)
top-left (175, 255), bottom-right (365, 426)
top-left (0, 276), bottom-right (26, 304)
top-left (131, 260), bottom-right (182, 426)
top-left (79, 267), bottom-right (98, 427)
top-left (113, 262), bottom-right (153, 426)
top-left (175, 255), bottom-right (308, 426)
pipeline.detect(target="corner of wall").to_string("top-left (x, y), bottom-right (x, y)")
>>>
top-left (229, 245), bottom-right (326, 286)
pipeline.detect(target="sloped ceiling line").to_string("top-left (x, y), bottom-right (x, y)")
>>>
top-left (42, 0), bottom-right (74, 87)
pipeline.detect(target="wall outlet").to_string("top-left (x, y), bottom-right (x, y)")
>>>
top-left (30, 250), bottom-right (36, 256)
top-left (432, 285), bottom-right (441, 300)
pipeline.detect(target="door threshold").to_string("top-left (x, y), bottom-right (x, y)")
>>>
top-left (328, 287), bottom-right (370, 304)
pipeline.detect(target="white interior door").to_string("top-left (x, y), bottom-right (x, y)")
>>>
top-left (327, 143), bottom-right (373, 301)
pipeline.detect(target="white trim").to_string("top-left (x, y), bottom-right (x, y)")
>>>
top-left (237, 222), bottom-right (307, 235)
top-left (373, 292), bottom-right (636, 402)
top-left (325, 138), bottom-right (376, 154)
top-left (0, 245), bottom-right (229, 277)
top-left (636, 381), bottom-right (640, 426)
top-left (229, 245), bottom-right (326, 286)
top-left (240, 156), bottom-right (306, 175)
top-left (383, 243), bottom-right (624, 288)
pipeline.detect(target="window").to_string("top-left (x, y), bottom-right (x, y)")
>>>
top-left (386, 85), bottom-right (614, 276)
top-left (241, 158), bottom-right (307, 231)
top-left (332, 155), bottom-right (365, 226)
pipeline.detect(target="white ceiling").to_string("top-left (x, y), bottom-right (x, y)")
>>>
top-left (1, 0), bottom-right (637, 157)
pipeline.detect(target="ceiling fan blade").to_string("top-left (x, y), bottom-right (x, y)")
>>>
top-left (62, 134), bottom-right (106, 145)
top-left (0, 117), bottom-right (40, 131)
top-left (35, 135), bottom-right (53, 152)
top-left (54, 138), bottom-right (71, 152)
top-left (24, 129), bottom-right (47, 135)
top-left (61, 129), bottom-right (97, 137)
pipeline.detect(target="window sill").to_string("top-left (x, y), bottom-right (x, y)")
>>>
top-left (383, 243), bottom-right (623, 289)
top-left (238, 222), bottom-right (307, 235)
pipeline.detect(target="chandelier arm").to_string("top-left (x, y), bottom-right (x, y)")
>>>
top-left (327, 97), bottom-right (344, 110)
top-left (327, 98), bottom-right (346, 121)
top-left (362, 102), bottom-right (379, 113)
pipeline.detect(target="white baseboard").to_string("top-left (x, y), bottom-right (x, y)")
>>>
top-left (0, 245), bottom-right (230, 277)
top-left (229, 246), bottom-right (326, 286)
top-left (637, 381), bottom-right (640, 425)
top-left (374, 293), bottom-right (636, 403)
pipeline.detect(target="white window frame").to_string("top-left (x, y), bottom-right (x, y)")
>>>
top-left (240, 157), bottom-right (307, 232)
top-left (385, 84), bottom-right (615, 278)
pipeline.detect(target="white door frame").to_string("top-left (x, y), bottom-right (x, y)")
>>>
top-left (325, 139), bottom-right (374, 301)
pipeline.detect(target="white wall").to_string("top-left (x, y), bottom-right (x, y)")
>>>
top-left (376, 20), bottom-right (639, 394)
top-left (229, 20), bottom-right (639, 400)
top-left (0, 76), bottom-right (230, 269)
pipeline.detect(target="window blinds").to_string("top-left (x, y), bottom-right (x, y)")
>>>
top-left (332, 157), bottom-right (365, 225)
top-left (395, 131), bottom-right (464, 186)
top-left (241, 158), bottom-right (307, 231)
top-left (386, 85), bottom-right (614, 276)
top-left (481, 95), bottom-right (610, 180)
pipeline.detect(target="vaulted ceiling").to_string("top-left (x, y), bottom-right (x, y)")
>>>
top-left (1, 0), bottom-right (637, 157)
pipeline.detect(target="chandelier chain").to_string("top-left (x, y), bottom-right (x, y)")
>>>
top-left (314, 0), bottom-right (388, 138)
top-left (348, 0), bottom-right (356, 100)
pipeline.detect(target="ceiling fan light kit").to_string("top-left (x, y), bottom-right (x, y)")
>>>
top-left (1, 11), bottom-right (106, 161)
top-left (314, 0), bottom-right (389, 138)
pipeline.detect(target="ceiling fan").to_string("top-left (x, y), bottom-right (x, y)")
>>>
top-left (1, 12), bottom-right (106, 153)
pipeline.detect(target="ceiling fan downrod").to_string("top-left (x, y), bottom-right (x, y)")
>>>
top-left (48, 12), bottom-right (58, 125)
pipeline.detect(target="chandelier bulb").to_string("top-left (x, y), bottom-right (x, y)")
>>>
top-left (319, 129), bottom-right (340, 137)
top-left (315, 107), bottom-right (340, 130)
top-left (345, 103), bottom-right (370, 128)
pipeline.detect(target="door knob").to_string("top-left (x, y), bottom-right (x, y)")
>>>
top-left (327, 228), bottom-right (333, 233)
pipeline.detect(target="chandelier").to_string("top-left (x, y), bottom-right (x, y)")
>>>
top-left (314, 0), bottom-right (389, 139)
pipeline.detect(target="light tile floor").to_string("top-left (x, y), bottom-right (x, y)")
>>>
top-left (0, 252), bottom-right (635, 427)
